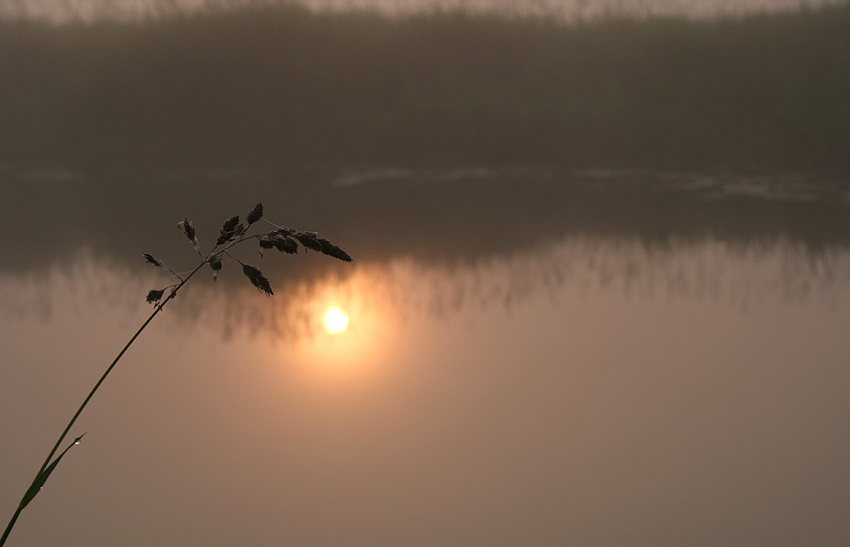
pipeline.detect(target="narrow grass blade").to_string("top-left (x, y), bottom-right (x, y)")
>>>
top-left (18, 434), bottom-right (85, 511)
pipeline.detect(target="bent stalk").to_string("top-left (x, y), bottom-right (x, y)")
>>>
top-left (1, 203), bottom-right (351, 546)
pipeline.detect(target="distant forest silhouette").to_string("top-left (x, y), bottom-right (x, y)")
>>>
top-left (0, 1), bottom-right (848, 171)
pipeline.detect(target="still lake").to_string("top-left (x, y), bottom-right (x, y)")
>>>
top-left (2, 165), bottom-right (850, 546)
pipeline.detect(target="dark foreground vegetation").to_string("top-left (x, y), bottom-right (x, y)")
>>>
top-left (1, 2), bottom-right (848, 171)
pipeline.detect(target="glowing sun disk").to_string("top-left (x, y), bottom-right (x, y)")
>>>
top-left (324, 307), bottom-right (349, 334)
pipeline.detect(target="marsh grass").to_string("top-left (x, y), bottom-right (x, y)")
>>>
top-left (0, 2), bottom-right (848, 171)
top-left (0, 203), bottom-right (351, 546)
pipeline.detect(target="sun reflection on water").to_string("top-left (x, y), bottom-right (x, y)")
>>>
top-left (269, 266), bottom-right (406, 381)
top-left (323, 306), bottom-right (349, 333)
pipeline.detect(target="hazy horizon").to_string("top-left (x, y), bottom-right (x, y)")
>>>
top-left (2, 2), bottom-right (848, 172)
top-left (2, 0), bottom-right (845, 23)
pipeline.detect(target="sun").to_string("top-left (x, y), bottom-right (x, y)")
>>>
top-left (323, 306), bottom-right (349, 334)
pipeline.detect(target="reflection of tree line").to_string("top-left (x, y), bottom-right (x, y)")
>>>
top-left (4, 228), bottom-right (849, 338)
top-left (121, 234), bottom-right (850, 338)
top-left (2, 168), bottom-right (849, 280)
top-left (368, 236), bottom-right (850, 324)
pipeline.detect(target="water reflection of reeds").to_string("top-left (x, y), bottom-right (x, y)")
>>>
top-left (4, 233), bottom-right (850, 343)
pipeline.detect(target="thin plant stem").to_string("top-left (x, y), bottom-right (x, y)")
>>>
top-left (1, 204), bottom-right (351, 546)
top-left (0, 261), bottom-right (204, 547)
top-left (0, 509), bottom-right (22, 547)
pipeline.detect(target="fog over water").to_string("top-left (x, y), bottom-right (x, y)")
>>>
top-left (1, 2), bottom-right (850, 546)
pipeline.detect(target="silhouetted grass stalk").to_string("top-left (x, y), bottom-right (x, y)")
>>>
top-left (1, 203), bottom-right (351, 546)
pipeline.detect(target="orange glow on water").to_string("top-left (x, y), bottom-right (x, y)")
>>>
top-left (268, 265), bottom-right (409, 383)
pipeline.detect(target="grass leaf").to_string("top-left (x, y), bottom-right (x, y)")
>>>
top-left (272, 235), bottom-right (298, 254)
top-left (217, 215), bottom-right (244, 245)
top-left (177, 218), bottom-right (200, 251)
top-left (241, 264), bottom-right (273, 296)
top-left (18, 435), bottom-right (85, 511)
top-left (208, 256), bottom-right (223, 281)
top-left (146, 289), bottom-right (165, 304)
top-left (142, 253), bottom-right (164, 267)
top-left (246, 203), bottom-right (264, 225)
top-left (294, 232), bottom-right (352, 262)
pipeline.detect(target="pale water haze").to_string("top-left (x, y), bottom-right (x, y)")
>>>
top-left (2, 169), bottom-right (850, 547)
top-left (1, 1), bottom-right (849, 546)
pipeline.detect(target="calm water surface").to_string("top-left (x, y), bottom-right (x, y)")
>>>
top-left (2, 166), bottom-right (850, 546)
